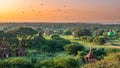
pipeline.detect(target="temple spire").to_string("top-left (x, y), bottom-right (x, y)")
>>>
top-left (18, 41), bottom-right (22, 48)
top-left (3, 37), bottom-right (5, 41)
top-left (89, 47), bottom-right (93, 55)
top-left (0, 37), bottom-right (11, 58)
top-left (1, 37), bottom-right (8, 48)
top-left (16, 41), bottom-right (26, 56)
top-left (84, 47), bottom-right (96, 63)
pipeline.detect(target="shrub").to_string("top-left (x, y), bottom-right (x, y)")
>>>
top-left (51, 34), bottom-right (60, 39)
top-left (93, 48), bottom-right (106, 60)
top-left (47, 37), bottom-right (71, 52)
top-left (104, 53), bottom-right (120, 62)
top-left (0, 57), bottom-right (33, 68)
top-left (82, 60), bottom-right (120, 68)
top-left (93, 37), bottom-right (106, 45)
top-left (64, 29), bottom-right (72, 35)
top-left (64, 43), bottom-right (84, 55)
top-left (80, 36), bottom-right (94, 42)
top-left (77, 48), bottom-right (106, 60)
top-left (36, 58), bottom-right (79, 68)
top-left (54, 29), bottom-right (64, 34)
top-left (82, 53), bottom-right (120, 68)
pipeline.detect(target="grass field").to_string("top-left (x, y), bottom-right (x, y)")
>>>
top-left (60, 35), bottom-right (120, 49)
top-left (0, 26), bottom-right (4, 30)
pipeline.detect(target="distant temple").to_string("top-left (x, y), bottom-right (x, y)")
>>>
top-left (0, 37), bottom-right (11, 58)
top-left (107, 29), bottom-right (115, 37)
top-left (84, 47), bottom-right (97, 63)
top-left (44, 28), bottom-right (54, 36)
top-left (0, 37), bottom-right (26, 58)
top-left (16, 41), bottom-right (26, 56)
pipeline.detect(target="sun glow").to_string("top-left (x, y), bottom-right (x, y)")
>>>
top-left (0, 0), bottom-right (120, 22)
top-left (0, 0), bottom-right (18, 11)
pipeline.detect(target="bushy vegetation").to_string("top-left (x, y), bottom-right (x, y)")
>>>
top-left (63, 29), bottom-right (72, 35)
top-left (82, 60), bottom-right (120, 68)
top-left (72, 28), bottom-right (91, 39)
top-left (54, 29), bottom-right (64, 35)
top-left (1, 23), bottom-right (120, 68)
top-left (35, 57), bottom-right (80, 68)
top-left (93, 37), bottom-right (106, 45)
top-left (64, 43), bottom-right (84, 55)
top-left (77, 48), bottom-right (107, 60)
top-left (0, 58), bottom-right (33, 68)
top-left (82, 53), bottom-right (120, 68)
top-left (79, 36), bottom-right (94, 42)
top-left (78, 36), bottom-right (106, 45)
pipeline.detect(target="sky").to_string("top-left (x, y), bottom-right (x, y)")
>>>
top-left (0, 0), bottom-right (120, 23)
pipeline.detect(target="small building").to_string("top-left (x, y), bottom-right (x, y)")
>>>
top-left (107, 29), bottom-right (115, 37)
top-left (0, 37), bottom-right (11, 58)
top-left (16, 41), bottom-right (26, 56)
top-left (44, 28), bottom-right (54, 36)
top-left (84, 47), bottom-right (97, 63)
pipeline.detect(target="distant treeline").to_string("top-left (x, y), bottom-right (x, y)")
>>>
top-left (1, 23), bottom-right (120, 30)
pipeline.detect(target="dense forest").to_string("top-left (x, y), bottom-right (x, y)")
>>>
top-left (0, 23), bottom-right (120, 68)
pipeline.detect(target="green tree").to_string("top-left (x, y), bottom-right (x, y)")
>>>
top-left (48, 37), bottom-right (71, 52)
top-left (36, 58), bottom-right (79, 68)
top-left (93, 48), bottom-right (106, 60)
top-left (72, 29), bottom-right (91, 39)
top-left (28, 35), bottom-right (46, 49)
top-left (51, 34), bottom-right (60, 39)
top-left (0, 30), bottom-right (5, 40)
top-left (15, 27), bottom-right (37, 37)
top-left (0, 58), bottom-right (33, 68)
top-left (80, 36), bottom-right (94, 42)
top-left (64, 43), bottom-right (84, 55)
top-left (92, 29), bottom-right (104, 36)
top-left (93, 37), bottom-right (106, 45)
top-left (64, 29), bottom-right (72, 35)
top-left (54, 29), bottom-right (64, 34)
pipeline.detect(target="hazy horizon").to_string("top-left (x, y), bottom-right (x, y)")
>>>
top-left (0, 21), bottom-right (120, 24)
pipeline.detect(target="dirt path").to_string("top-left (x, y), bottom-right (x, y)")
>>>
top-left (105, 42), bottom-right (120, 49)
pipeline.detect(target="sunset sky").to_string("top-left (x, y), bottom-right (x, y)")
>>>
top-left (0, 0), bottom-right (120, 23)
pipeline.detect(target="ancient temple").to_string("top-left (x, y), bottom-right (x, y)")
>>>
top-left (16, 41), bottom-right (26, 56)
top-left (0, 37), bottom-right (11, 58)
top-left (107, 29), bottom-right (115, 37)
top-left (84, 47), bottom-right (97, 63)
top-left (44, 28), bottom-right (54, 36)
